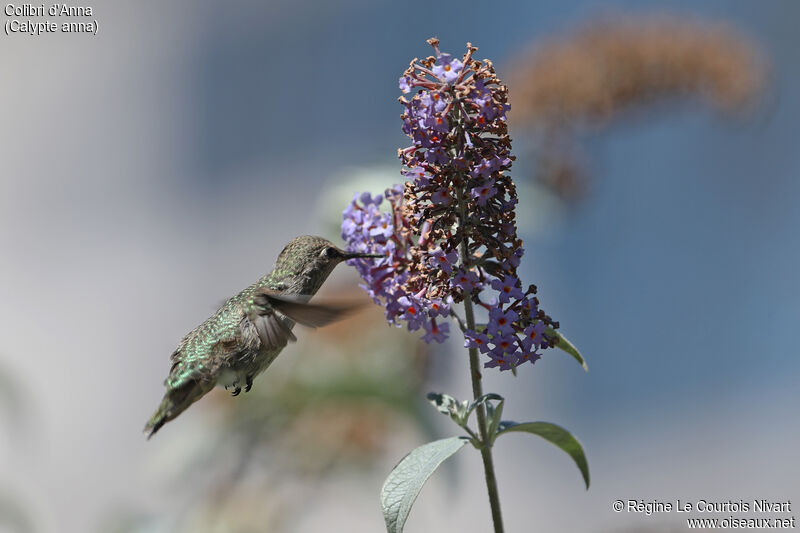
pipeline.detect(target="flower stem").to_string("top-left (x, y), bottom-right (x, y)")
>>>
top-left (450, 90), bottom-right (504, 533)
top-left (459, 238), bottom-right (505, 533)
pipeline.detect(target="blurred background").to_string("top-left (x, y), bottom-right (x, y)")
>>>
top-left (1, 1), bottom-right (798, 532)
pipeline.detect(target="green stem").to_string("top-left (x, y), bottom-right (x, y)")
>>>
top-left (460, 239), bottom-right (505, 533)
top-left (451, 102), bottom-right (504, 533)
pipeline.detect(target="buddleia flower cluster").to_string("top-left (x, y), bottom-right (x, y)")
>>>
top-left (342, 39), bottom-right (560, 371)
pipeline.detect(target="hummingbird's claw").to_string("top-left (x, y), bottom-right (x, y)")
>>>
top-left (245, 375), bottom-right (253, 393)
top-left (231, 386), bottom-right (241, 397)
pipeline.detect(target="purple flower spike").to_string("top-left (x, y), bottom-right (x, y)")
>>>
top-left (452, 268), bottom-right (481, 292)
top-left (422, 320), bottom-right (450, 344)
top-left (430, 187), bottom-right (452, 206)
top-left (402, 166), bottom-right (431, 186)
top-left (484, 353), bottom-right (518, 371)
top-left (471, 180), bottom-right (498, 206)
top-left (488, 307), bottom-right (518, 337)
top-left (490, 333), bottom-right (518, 355)
top-left (421, 92), bottom-right (447, 113)
top-left (432, 53), bottom-right (463, 84)
top-left (491, 275), bottom-right (525, 304)
top-left (425, 146), bottom-right (449, 165)
top-left (518, 351), bottom-right (542, 366)
top-left (427, 297), bottom-right (451, 318)
top-left (521, 321), bottom-right (546, 352)
top-left (464, 330), bottom-right (491, 354)
top-left (341, 40), bottom-right (562, 369)
top-left (428, 248), bottom-right (458, 275)
top-left (368, 218), bottom-right (393, 241)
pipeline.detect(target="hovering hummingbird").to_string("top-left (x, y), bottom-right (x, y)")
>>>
top-left (144, 235), bottom-right (380, 438)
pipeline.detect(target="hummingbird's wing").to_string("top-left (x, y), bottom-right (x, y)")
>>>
top-left (248, 306), bottom-right (296, 351)
top-left (256, 291), bottom-right (361, 327)
top-left (248, 289), bottom-right (362, 351)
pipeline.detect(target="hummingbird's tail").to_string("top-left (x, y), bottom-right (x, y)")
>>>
top-left (144, 398), bottom-right (171, 438)
top-left (144, 380), bottom-right (212, 439)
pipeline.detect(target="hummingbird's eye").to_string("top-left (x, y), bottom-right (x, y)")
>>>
top-left (322, 247), bottom-right (339, 259)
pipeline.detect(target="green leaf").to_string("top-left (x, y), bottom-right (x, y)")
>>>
top-left (426, 392), bottom-right (470, 426)
top-left (381, 437), bottom-right (468, 533)
top-left (496, 421), bottom-right (590, 489)
top-left (466, 393), bottom-right (503, 420)
top-left (546, 327), bottom-right (588, 371)
top-left (426, 392), bottom-right (459, 416)
top-left (486, 397), bottom-right (504, 440)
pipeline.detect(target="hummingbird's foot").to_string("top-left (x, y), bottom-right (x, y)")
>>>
top-left (231, 386), bottom-right (242, 397)
top-left (245, 375), bottom-right (253, 393)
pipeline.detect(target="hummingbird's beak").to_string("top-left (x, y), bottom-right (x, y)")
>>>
top-left (342, 251), bottom-right (383, 260)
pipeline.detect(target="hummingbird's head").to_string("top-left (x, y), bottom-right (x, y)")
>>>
top-left (273, 235), bottom-right (380, 294)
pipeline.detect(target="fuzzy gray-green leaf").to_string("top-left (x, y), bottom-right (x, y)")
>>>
top-left (466, 393), bottom-right (503, 420)
top-left (380, 437), bottom-right (468, 533)
top-left (546, 327), bottom-right (588, 371)
top-left (427, 392), bottom-right (458, 416)
top-left (487, 398), bottom-right (505, 442)
top-left (496, 421), bottom-right (590, 489)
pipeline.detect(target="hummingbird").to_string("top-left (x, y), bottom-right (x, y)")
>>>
top-left (144, 235), bottom-right (380, 438)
